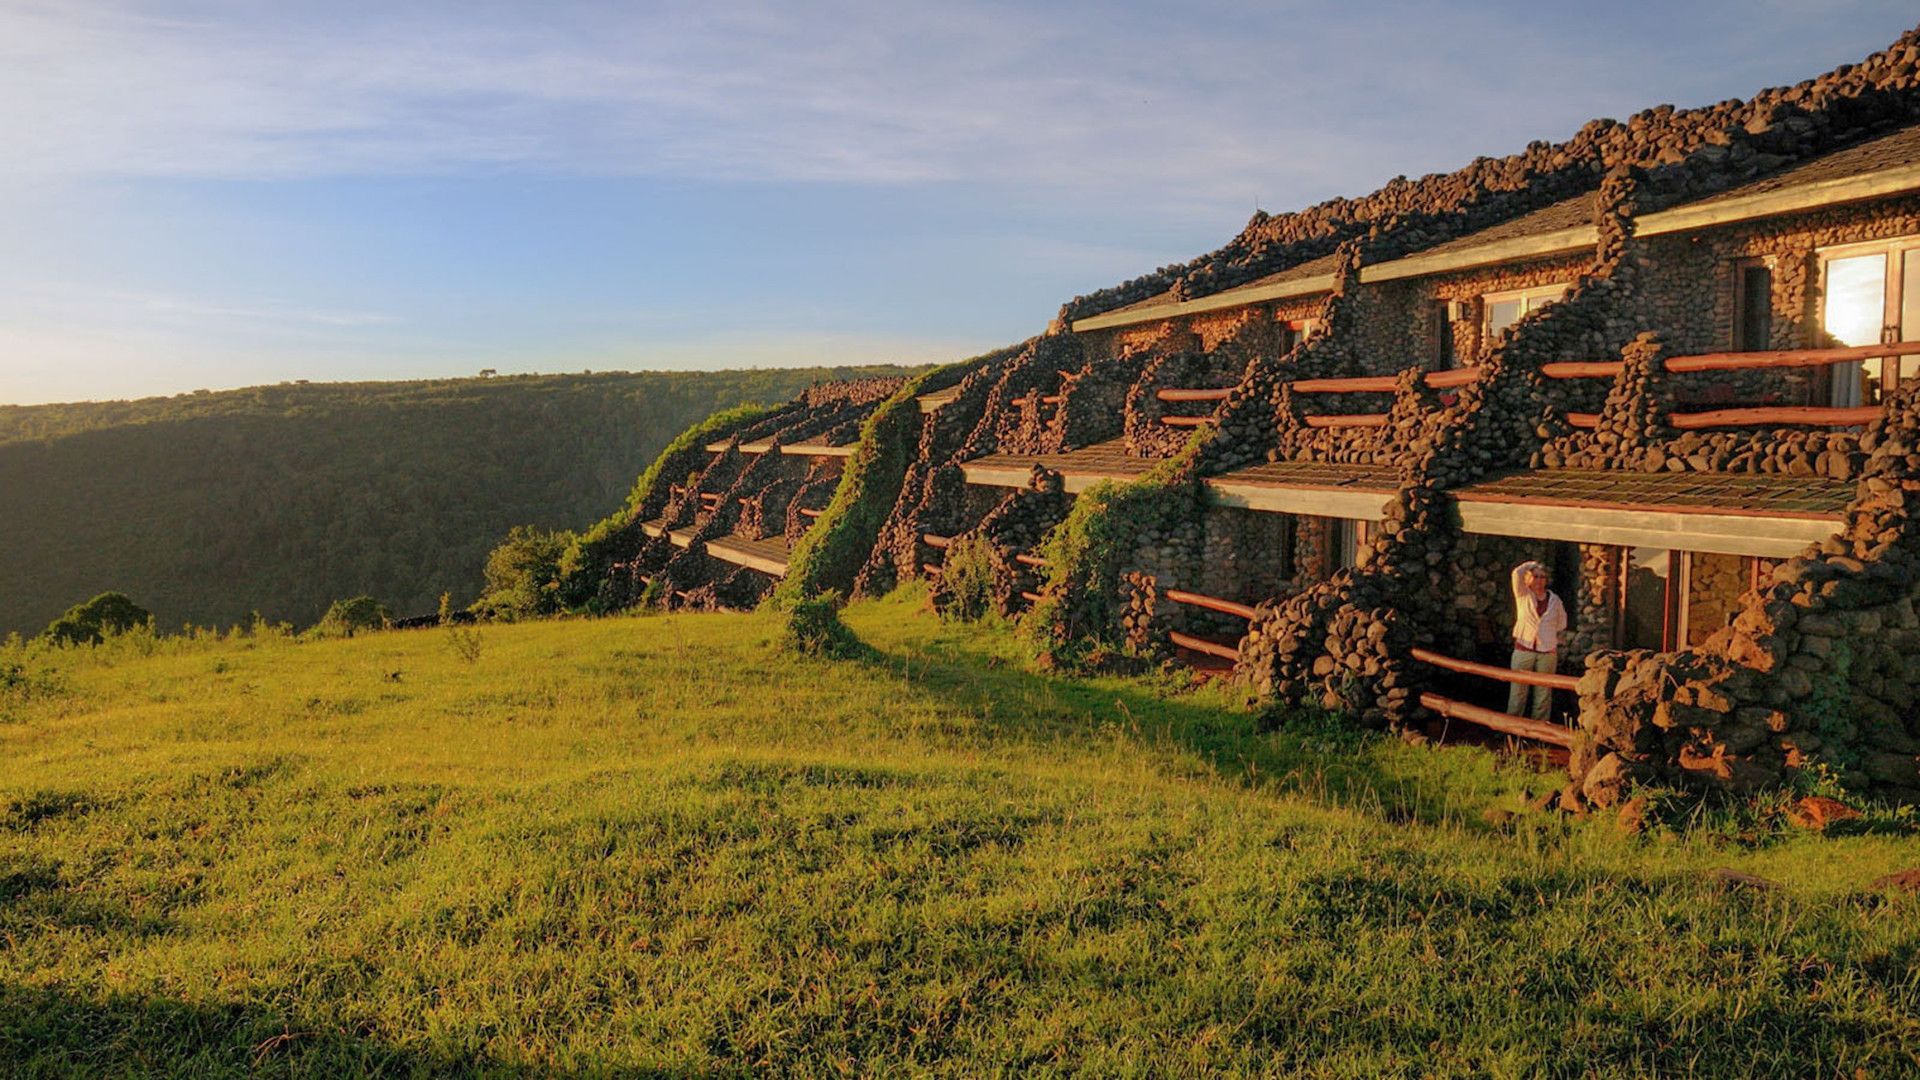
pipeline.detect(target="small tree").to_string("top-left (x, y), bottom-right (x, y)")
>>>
top-left (40, 592), bottom-right (152, 647)
top-left (474, 524), bottom-right (575, 620)
top-left (315, 596), bottom-right (390, 638)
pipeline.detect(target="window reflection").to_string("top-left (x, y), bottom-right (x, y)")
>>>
top-left (1825, 253), bottom-right (1886, 406)
top-left (1622, 547), bottom-right (1672, 652)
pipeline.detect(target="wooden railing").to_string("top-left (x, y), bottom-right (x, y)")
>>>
top-left (1162, 588), bottom-right (1259, 621)
top-left (1291, 368), bottom-right (1483, 394)
top-left (1167, 630), bottom-right (1239, 662)
top-left (1544, 341), bottom-right (1920, 380)
top-left (1667, 405), bottom-right (1883, 429)
top-left (1417, 693), bottom-right (1573, 747)
top-left (1539, 342), bottom-right (1920, 431)
top-left (1302, 414), bottom-right (1389, 429)
top-left (1407, 646), bottom-right (1576, 747)
top-left (1158, 587), bottom-right (1259, 663)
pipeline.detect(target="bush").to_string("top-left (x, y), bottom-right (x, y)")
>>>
top-left (935, 536), bottom-right (998, 622)
top-left (314, 596), bottom-right (390, 638)
top-left (441, 593), bottom-right (483, 664)
top-left (780, 593), bottom-right (865, 659)
top-left (39, 592), bottom-right (152, 647)
top-left (473, 524), bottom-right (576, 620)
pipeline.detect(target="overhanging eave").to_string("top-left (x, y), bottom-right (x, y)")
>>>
top-left (1453, 499), bottom-right (1836, 558)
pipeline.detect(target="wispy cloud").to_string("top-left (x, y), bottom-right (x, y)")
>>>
top-left (6, 1), bottom-right (1915, 196)
top-left (0, 0), bottom-right (1767, 206)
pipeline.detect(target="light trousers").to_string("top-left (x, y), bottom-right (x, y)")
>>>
top-left (1507, 649), bottom-right (1558, 721)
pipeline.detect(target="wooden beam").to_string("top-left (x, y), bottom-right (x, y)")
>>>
top-left (1667, 341), bottom-right (1920, 372)
top-left (1541, 361), bottom-right (1623, 380)
top-left (1418, 692), bottom-right (1573, 747)
top-left (1203, 479), bottom-right (1394, 519)
top-left (1302, 414), bottom-right (1388, 428)
top-left (1410, 646), bottom-right (1579, 691)
top-left (1453, 496), bottom-right (1838, 559)
top-left (1161, 415), bottom-right (1211, 427)
top-left (1292, 375), bottom-right (1399, 393)
top-left (1162, 588), bottom-right (1259, 621)
top-left (1667, 405), bottom-right (1881, 429)
top-left (1169, 630), bottom-right (1241, 662)
top-left (922, 533), bottom-right (953, 549)
top-left (1156, 387), bottom-right (1233, 403)
top-left (1291, 367), bottom-right (1482, 394)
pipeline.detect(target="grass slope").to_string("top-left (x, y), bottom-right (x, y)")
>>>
top-left (2, 592), bottom-right (1918, 1076)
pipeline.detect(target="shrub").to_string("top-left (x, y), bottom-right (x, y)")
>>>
top-left (473, 524), bottom-right (576, 620)
top-left (441, 593), bottom-right (483, 664)
top-left (780, 593), bottom-right (865, 659)
top-left (39, 592), bottom-right (152, 647)
top-left (314, 596), bottom-right (390, 638)
top-left (935, 536), bottom-right (998, 622)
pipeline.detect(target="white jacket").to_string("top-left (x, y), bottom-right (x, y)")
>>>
top-left (1510, 562), bottom-right (1568, 653)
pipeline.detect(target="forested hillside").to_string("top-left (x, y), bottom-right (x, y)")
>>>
top-left (0, 367), bottom-right (921, 636)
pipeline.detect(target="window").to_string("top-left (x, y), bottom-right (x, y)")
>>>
top-left (1621, 547), bottom-right (1678, 652)
top-left (1434, 300), bottom-right (1458, 369)
top-left (1482, 284), bottom-right (1570, 346)
top-left (1330, 518), bottom-right (1368, 571)
top-left (1734, 262), bottom-right (1773, 352)
top-left (1818, 237), bottom-right (1920, 406)
top-left (1279, 317), bottom-right (1317, 354)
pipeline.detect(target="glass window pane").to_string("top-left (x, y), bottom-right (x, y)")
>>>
top-left (1903, 251), bottom-right (1920, 383)
top-left (1826, 254), bottom-right (1887, 345)
top-left (1331, 519), bottom-right (1359, 571)
top-left (1524, 286), bottom-right (1567, 314)
top-left (1826, 254), bottom-right (1887, 406)
top-left (1738, 265), bottom-right (1772, 351)
top-left (1487, 299), bottom-right (1522, 340)
top-left (1623, 547), bottom-right (1672, 652)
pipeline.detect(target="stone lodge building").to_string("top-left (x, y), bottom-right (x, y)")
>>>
top-left (603, 26), bottom-right (1920, 806)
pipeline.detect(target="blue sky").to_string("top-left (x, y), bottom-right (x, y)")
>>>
top-left (2, 1), bottom-right (1916, 404)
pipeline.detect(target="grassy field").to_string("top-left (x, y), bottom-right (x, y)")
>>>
top-left (3, 590), bottom-right (1918, 1077)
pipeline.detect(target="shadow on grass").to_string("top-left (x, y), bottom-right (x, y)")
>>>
top-left (836, 609), bottom-right (1541, 828)
top-left (0, 982), bottom-right (730, 1079)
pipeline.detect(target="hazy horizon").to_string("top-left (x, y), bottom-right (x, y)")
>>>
top-left (4, 1), bottom-right (1917, 406)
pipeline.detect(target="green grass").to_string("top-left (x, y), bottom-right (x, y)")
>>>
top-left (3, 591), bottom-right (1918, 1077)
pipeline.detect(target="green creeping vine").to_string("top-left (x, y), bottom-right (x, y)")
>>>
top-left (773, 356), bottom-right (992, 608)
top-left (554, 403), bottom-right (774, 611)
top-left (1023, 429), bottom-right (1209, 660)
